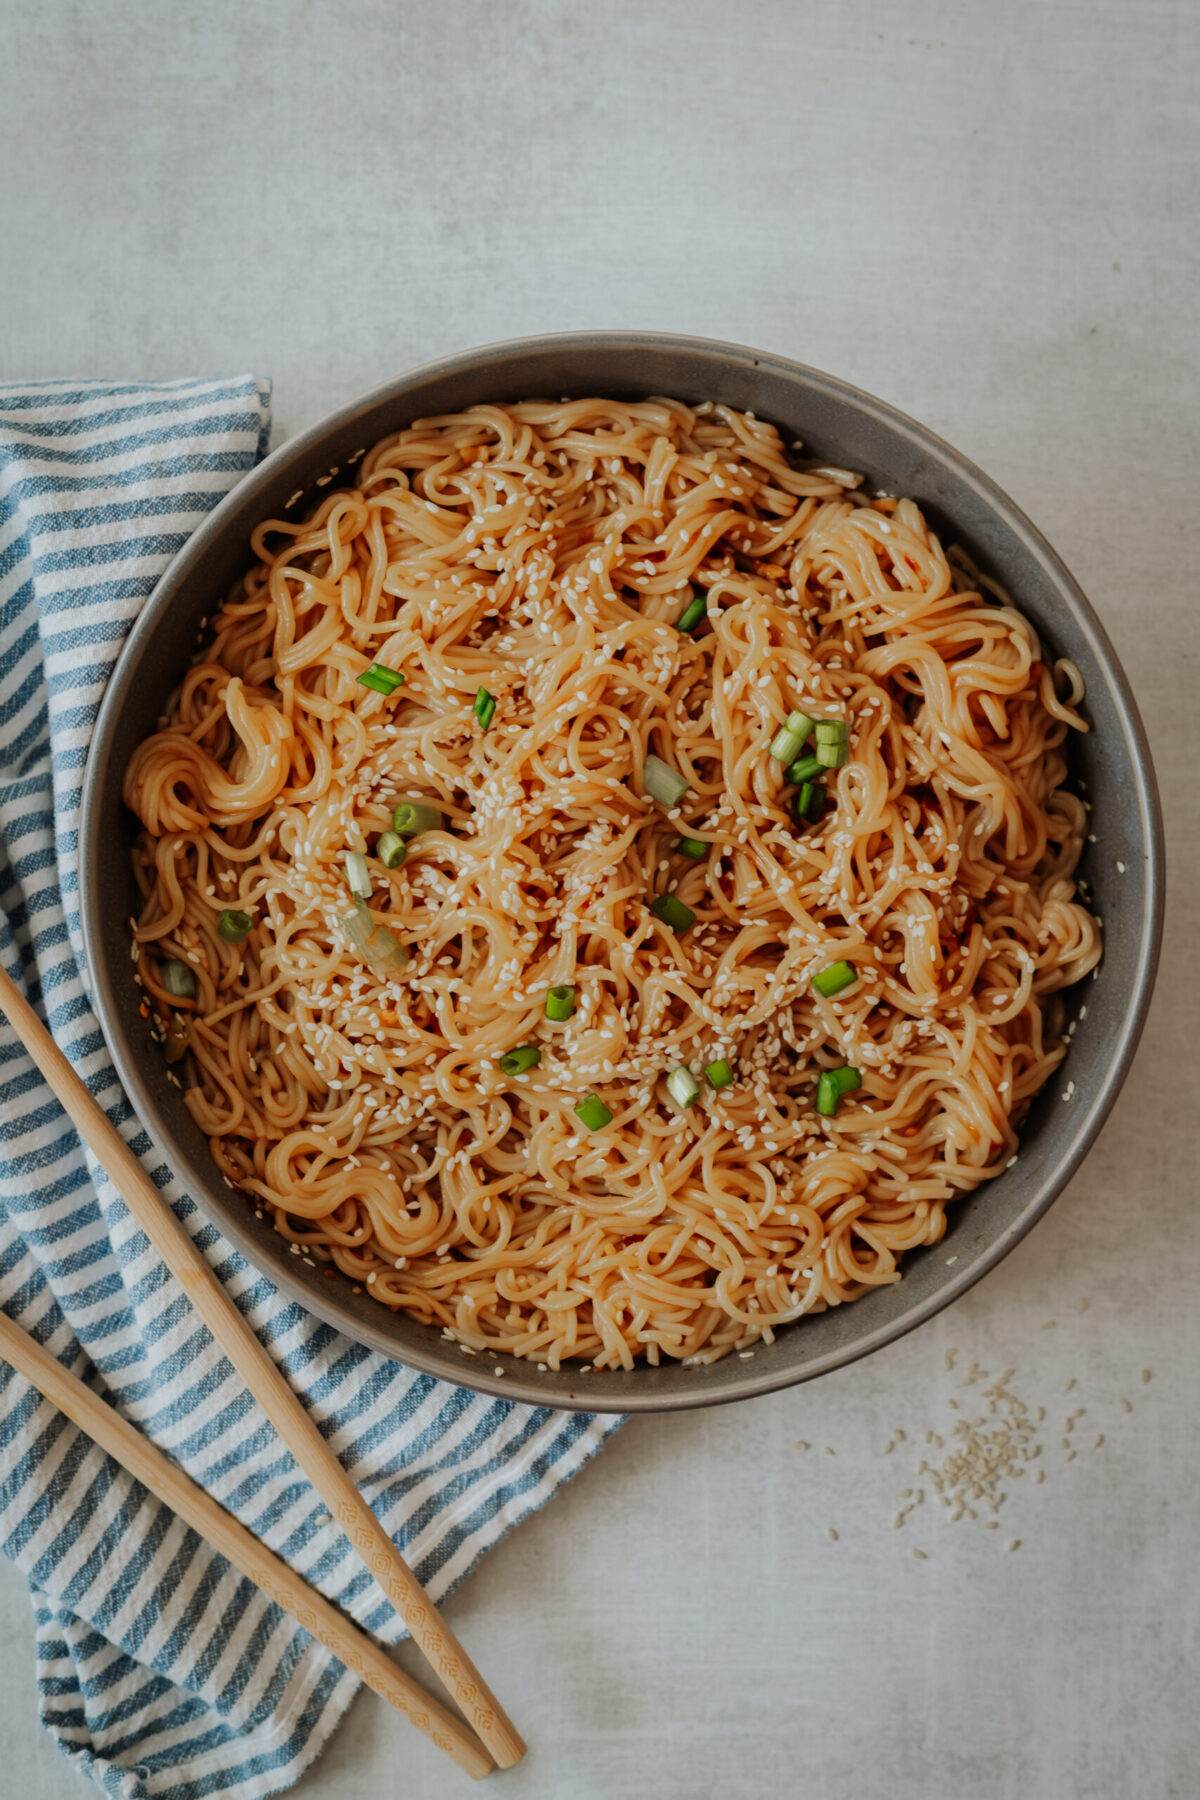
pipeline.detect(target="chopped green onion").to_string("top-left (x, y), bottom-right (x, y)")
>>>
top-left (815, 738), bottom-right (849, 769)
top-left (545, 984), bottom-right (576, 1022)
top-left (784, 753), bottom-right (824, 785)
top-left (704, 1058), bottom-right (734, 1089)
top-left (356, 662), bottom-right (405, 696)
top-left (344, 850), bottom-right (372, 898)
top-left (650, 892), bottom-right (696, 932)
top-left (161, 958), bottom-right (196, 1000)
top-left (813, 718), bottom-right (848, 743)
top-left (377, 928), bottom-right (410, 973)
top-left (816, 1065), bottom-right (862, 1117)
top-left (392, 800), bottom-right (443, 837)
top-left (341, 898), bottom-right (375, 954)
top-left (676, 837), bottom-right (708, 860)
top-left (217, 908), bottom-right (253, 943)
top-left (473, 687), bottom-right (496, 730)
top-left (676, 590), bottom-right (708, 633)
top-left (340, 900), bottom-right (372, 957)
top-left (498, 1045), bottom-right (542, 1077)
top-left (643, 754), bottom-right (691, 808)
top-left (163, 1014), bottom-right (191, 1064)
top-left (769, 709), bottom-right (814, 764)
top-left (796, 781), bottom-right (827, 823)
top-left (574, 1093), bottom-right (613, 1131)
top-left (376, 830), bottom-right (407, 869)
top-left (341, 897), bottom-right (410, 972)
top-left (665, 1066), bottom-right (701, 1110)
top-left (813, 960), bottom-right (858, 998)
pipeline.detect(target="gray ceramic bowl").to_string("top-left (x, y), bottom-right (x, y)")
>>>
top-left (80, 332), bottom-right (1164, 1413)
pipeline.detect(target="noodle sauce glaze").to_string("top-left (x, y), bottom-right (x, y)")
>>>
top-left (125, 398), bottom-right (1100, 1370)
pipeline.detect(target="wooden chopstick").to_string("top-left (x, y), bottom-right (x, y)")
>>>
top-left (0, 1307), bottom-right (494, 1780)
top-left (0, 964), bottom-right (525, 1772)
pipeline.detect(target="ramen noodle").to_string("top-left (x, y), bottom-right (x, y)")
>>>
top-left (125, 398), bottom-right (1101, 1369)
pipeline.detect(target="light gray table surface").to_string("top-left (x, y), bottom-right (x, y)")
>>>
top-left (1, 2), bottom-right (1197, 1796)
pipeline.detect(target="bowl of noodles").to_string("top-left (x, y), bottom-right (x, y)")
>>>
top-left (79, 333), bottom-right (1164, 1412)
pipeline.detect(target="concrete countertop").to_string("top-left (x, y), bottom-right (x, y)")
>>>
top-left (1, 2), bottom-right (1196, 1795)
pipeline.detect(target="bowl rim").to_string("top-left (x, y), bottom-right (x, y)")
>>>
top-left (79, 329), bottom-right (1166, 1412)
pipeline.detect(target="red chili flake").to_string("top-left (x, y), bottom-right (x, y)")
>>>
top-left (138, 1001), bottom-right (150, 1018)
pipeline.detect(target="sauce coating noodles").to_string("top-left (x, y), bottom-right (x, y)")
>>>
top-left (126, 399), bottom-right (1101, 1368)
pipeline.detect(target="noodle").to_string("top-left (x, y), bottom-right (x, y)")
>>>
top-left (124, 398), bottom-right (1101, 1370)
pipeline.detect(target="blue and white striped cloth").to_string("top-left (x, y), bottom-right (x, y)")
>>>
top-left (0, 378), bottom-right (622, 1800)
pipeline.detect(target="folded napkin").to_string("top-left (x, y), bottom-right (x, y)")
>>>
top-left (0, 378), bottom-right (622, 1800)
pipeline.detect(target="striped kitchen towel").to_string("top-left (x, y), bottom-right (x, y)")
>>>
top-left (0, 378), bottom-right (622, 1800)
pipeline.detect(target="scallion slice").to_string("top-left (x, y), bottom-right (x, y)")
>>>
top-left (813, 960), bottom-right (858, 998)
top-left (796, 781), bottom-right (827, 823)
top-left (815, 738), bottom-right (849, 769)
top-left (649, 892), bottom-right (696, 932)
top-left (392, 800), bottom-right (442, 837)
top-left (676, 590), bottom-right (708, 633)
top-left (498, 1045), bottom-right (541, 1077)
top-left (161, 958), bottom-right (196, 1000)
top-left (816, 1065), bottom-right (862, 1117)
top-left (784, 753), bottom-right (824, 784)
top-left (344, 850), bottom-right (372, 898)
top-left (666, 1066), bottom-right (700, 1110)
top-left (376, 926), bottom-right (410, 973)
top-left (217, 908), bottom-right (253, 943)
top-left (676, 837), bottom-right (708, 860)
top-left (704, 1058), bottom-right (734, 1089)
top-left (643, 754), bottom-right (690, 808)
top-left (574, 1093), bottom-right (613, 1131)
top-left (341, 898), bottom-right (375, 955)
top-left (545, 984), bottom-right (576, 1022)
top-left (163, 1014), bottom-right (191, 1063)
top-left (377, 830), bottom-right (407, 869)
top-left (356, 662), bottom-right (405, 696)
top-left (473, 687), bottom-right (496, 730)
top-left (341, 898), bottom-right (410, 973)
top-left (769, 709), bottom-right (815, 764)
top-left (813, 718), bottom-right (848, 743)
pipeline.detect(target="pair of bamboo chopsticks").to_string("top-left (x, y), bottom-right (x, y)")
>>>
top-left (0, 964), bottom-right (524, 1781)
